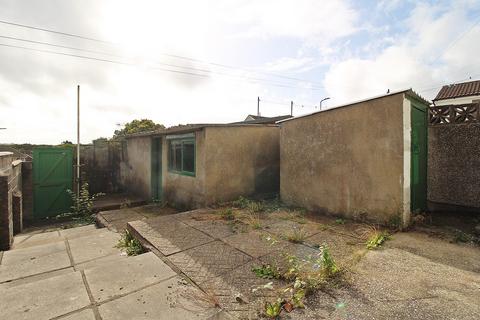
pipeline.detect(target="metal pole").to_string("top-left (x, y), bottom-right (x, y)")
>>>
top-left (76, 85), bottom-right (80, 197)
top-left (320, 97), bottom-right (331, 110)
top-left (290, 101), bottom-right (293, 116)
top-left (257, 96), bottom-right (260, 116)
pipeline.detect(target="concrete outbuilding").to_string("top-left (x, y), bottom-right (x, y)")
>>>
top-left (119, 124), bottom-right (280, 209)
top-left (279, 89), bottom-right (430, 227)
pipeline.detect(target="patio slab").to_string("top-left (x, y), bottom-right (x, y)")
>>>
top-left (169, 240), bottom-right (252, 286)
top-left (59, 308), bottom-right (96, 320)
top-left (98, 276), bottom-right (220, 320)
top-left (85, 252), bottom-right (176, 302)
top-left (128, 216), bottom-right (214, 256)
top-left (264, 219), bottom-right (322, 239)
top-left (0, 271), bottom-right (90, 320)
top-left (0, 241), bottom-right (71, 283)
top-left (12, 230), bottom-right (62, 249)
top-left (222, 230), bottom-right (289, 258)
top-left (68, 228), bottom-right (120, 264)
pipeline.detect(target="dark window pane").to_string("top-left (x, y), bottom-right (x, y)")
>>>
top-left (174, 143), bottom-right (182, 171)
top-left (182, 141), bottom-right (194, 173)
top-left (168, 142), bottom-right (175, 169)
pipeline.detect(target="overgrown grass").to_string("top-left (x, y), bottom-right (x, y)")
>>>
top-left (116, 229), bottom-right (145, 256)
top-left (219, 208), bottom-right (235, 221)
top-left (358, 226), bottom-right (390, 250)
top-left (254, 245), bottom-right (342, 318)
top-left (251, 264), bottom-right (281, 279)
top-left (284, 227), bottom-right (308, 244)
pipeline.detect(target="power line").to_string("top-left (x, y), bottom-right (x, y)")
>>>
top-left (431, 15), bottom-right (480, 64)
top-left (0, 42), bottom-right (324, 90)
top-left (0, 34), bottom-right (325, 90)
top-left (0, 19), bottom-right (325, 87)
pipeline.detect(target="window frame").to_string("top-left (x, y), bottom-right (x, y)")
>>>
top-left (167, 135), bottom-right (196, 177)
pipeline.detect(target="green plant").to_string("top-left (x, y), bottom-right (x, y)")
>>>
top-left (219, 208), bottom-right (235, 221)
top-left (232, 196), bottom-right (250, 208)
top-left (66, 182), bottom-right (104, 222)
top-left (335, 218), bottom-right (346, 225)
top-left (286, 227), bottom-right (307, 243)
top-left (247, 200), bottom-right (265, 213)
top-left (264, 300), bottom-right (282, 319)
top-left (252, 264), bottom-right (281, 279)
top-left (116, 229), bottom-right (145, 256)
top-left (365, 230), bottom-right (390, 250)
top-left (453, 229), bottom-right (474, 243)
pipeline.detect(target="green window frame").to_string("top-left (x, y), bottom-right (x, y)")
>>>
top-left (167, 136), bottom-right (196, 176)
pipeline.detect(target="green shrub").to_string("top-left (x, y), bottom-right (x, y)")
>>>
top-left (116, 230), bottom-right (145, 256)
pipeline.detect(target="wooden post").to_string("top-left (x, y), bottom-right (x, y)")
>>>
top-left (290, 101), bottom-right (293, 116)
top-left (257, 96), bottom-right (260, 116)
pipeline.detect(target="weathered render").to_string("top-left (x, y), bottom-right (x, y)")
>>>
top-left (280, 91), bottom-right (428, 226)
top-left (119, 125), bottom-right (280, 209)
top-left (119, 136), bottom-right (152, 199)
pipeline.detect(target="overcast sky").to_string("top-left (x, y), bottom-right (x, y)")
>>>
top-left (0, 0), bottom-right (479, 144)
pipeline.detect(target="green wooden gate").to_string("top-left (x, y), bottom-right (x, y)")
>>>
top-left (411, 104), bottom-right (427, 212)
top-left (33, 147), bottom-right (73, 218)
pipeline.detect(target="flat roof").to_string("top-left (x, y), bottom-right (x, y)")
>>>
top-left (277, 89), bottom-right (430, 124)
top-left (124, 123), bottom-right (278, 139)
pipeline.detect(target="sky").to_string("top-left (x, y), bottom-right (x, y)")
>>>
top-left (0, 0), bottom-right (479, 144)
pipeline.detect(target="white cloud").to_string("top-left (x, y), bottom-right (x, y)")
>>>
top-left (323, 2), bottom-right (480, 105)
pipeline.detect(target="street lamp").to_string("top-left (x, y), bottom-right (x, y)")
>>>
top-left (319, 97), bottom-right (330, 110)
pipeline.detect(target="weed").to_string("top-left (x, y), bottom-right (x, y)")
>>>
top-left (264, 300), bottom-right (282, 319)
top-left (387, 215), bottom-right (402, 230)
top-left (219, 208), bottom-right (235, 221)
top-left (232, 196), bottom-right (251, 209)
top-left (247, 201), bottom-right (265, 213)
top-left (252, 264), bottom-right (281, 279)
top-left (245, 211), bottom-right (262, 229)
top-left (359, 226), bottom-right (390, 249)
top-left (116, 229), bottom-right (145, 256)
top-left (453, 229), bottom-right (474, 243)
top-left (65, 182), bottom-right (105, 222)
top-left (335, 218), bottom-right (346, 225)
top-left (285, 227), bottom-right (307, 243)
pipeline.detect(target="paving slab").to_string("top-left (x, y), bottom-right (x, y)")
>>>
top-left (75, 251), bottom-right (128, 271)
top-left (169, 240), bottom-right (252, 286)
top-left (202, 259), bottom-right (284, 319)
top-left (12, 230), bottom-right (62, 249)
top-left (58, 308), bottom-right (97, 320)
top-left (303, 229), bottom-right (366, 266)
top-left (98, 276), bottom-right (220, 320)
top-left (132, 204), bottom-right (178, 218)
top-left (68, 228), bottom-right (120, 264)
top-left (264, 219), bottom-right (321, 239)
top-left (181, 215), bottom-right (239, 239)
top-left (128, 216), bottom-right (214, 256)
top-left (99, 208), bottom-right (145, 223)
top-left (0, 271), bottom-right (90, 320)
top-left (0, 241), bottom-right (71, 283)
top-left (85, 252), bottom-right (176, 302)
top-left (222, 230), bottom-right (289, 258)
top-left (59, 225), bottom-right (99, 239)
top-left (0, 267), bottom-right (74, 289)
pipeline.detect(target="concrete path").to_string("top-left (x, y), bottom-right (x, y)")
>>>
top-left (0, 224), bottom-right (221, 320)
top-left (126, 208), bottom-right (480, 319)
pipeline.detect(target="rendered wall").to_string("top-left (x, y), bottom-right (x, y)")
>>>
top-left (204, 126), bottom-right (280, 204)
top-left (162, 131), bottom-right (207, 209)
top-left (280, 93), bottom-right (405, 223)
top-left (428, 123), bottom-right (480, 209)
top-left (119, 136), bottom-right (152, 199)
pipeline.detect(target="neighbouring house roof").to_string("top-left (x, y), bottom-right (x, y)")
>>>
top-left (232, 115), bottom-right (293, 124)
top-left (277, 89), bottom-right (430, 124)
top-left (433, 80), bottom-right (480, 101)
top-left (244, 114), bottom-right (266, 121)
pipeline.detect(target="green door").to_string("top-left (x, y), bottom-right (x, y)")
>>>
top-left (411, 105), bottom-right (427, 212)
top-left (151, 137), bottom-right (163, 201)
top-left (33, 147), bottom-right (73, 218)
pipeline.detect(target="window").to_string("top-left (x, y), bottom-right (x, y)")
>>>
top-left (168, 137), bottom-right (195, 176)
